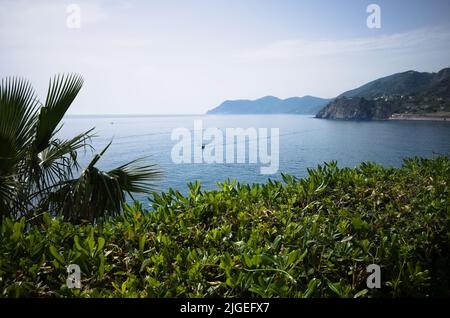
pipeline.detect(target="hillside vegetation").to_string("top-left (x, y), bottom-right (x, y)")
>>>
top-left (338, 68), bottom-right (450, 99)
top-left (317, 68), bottom-right (450, 120)
top-left (207, 95), bottom-right (330, 115)
top-left (1, 157), bottom-right (449, 298)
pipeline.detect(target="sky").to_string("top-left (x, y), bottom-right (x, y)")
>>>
top-left (1, 0), bottom-right (449, 114)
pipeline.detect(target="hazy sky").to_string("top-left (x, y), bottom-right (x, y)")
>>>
top-left (1, 0), bottom-right (449, 114)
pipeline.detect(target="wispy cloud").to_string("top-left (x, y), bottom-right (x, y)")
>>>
top-left (237, 28), bottom-right (450, 60)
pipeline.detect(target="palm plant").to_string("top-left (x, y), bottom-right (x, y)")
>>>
top-left (0, 74), bottom-right (163, 223)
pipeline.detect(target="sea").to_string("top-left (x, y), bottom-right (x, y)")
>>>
top-left (60, 114), bottom-right (450, 202)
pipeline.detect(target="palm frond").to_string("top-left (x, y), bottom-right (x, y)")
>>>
top-left (108, 157), bottom-right (164, 194)
top-left (0, 74), bottom-right (164, 223)
top-left (43, 167), bottom-right (124, 223)
top-left (32, 128), bottom-right (95, 188)
top-left (0, 77), bottom-right (39, 218)
top-left (35, 73), bottom-right (84, 152)
top-left (0, 77), bottom-right (39, 175)
top-left (40, 144), bottom-right (163, 223)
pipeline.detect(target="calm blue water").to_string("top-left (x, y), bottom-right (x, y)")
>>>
top-left (60, 115), bottom-right (450, 200)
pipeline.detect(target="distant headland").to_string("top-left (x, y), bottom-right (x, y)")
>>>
top-left (206, 68), bottom-right (450, 121)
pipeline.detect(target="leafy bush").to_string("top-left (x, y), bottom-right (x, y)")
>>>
top-left (0, 157), bottom-right (449, 297)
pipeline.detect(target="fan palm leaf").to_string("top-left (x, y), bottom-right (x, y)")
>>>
top-left (35, 74), bottom-right (84, 153)
top-left (1, 73), bottom-right (164, 223)
top-left (108, 158), bottom-right (164, 195)
top-left (29, 128), bottom-right (95, 191)
top-left (38, 142), bottom-right (163, 223)
top-left (0, 77), bottom-right (38, 174)
top-left (0, 77), bottom-right (39, 218)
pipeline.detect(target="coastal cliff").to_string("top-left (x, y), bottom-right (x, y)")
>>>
top-left (316, 97), bottom-right (392, 120)
top-left (316, 68), bottom-right (450, 120)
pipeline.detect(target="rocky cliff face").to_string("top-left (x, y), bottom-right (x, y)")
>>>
top-left (316, 97), bottom-right (393, 120)
top-left (316, 67), bottom-right (450, 120)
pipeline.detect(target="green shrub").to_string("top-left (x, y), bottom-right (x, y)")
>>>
top-left (0, 156), bottom-right (449, 297)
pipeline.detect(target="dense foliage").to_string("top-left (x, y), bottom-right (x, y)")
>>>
top-left (1, 157), bottom-right (449, 298)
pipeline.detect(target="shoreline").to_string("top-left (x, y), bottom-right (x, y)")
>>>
top-left (389, 112), bottom-right (450, 121)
